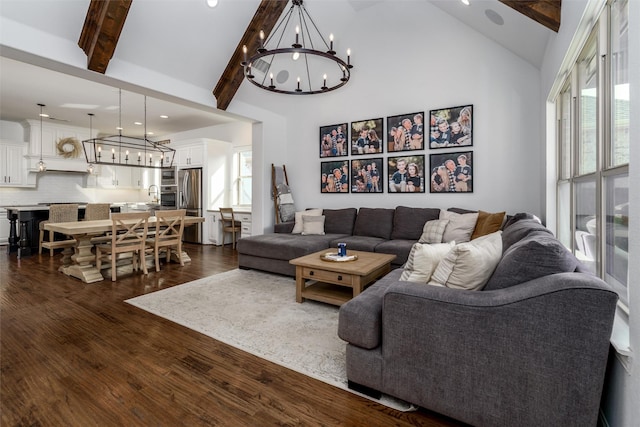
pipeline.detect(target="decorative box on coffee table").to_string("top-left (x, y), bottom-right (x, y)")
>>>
top-left (289, 249), bottom-right (396, 306)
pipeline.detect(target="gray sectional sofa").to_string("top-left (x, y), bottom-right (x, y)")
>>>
top-left (237, 207), bottom-right (618, 426)
top-left (237, 206), bottom-right (441, 275)
top-left (338, 217), bottom-right (618, 427)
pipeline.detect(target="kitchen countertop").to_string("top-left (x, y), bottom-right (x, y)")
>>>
top-left (207, 208), bottom-right (252, 214)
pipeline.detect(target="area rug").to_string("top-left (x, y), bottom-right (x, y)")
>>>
top-left (125, 269), bottom-right (415, 411)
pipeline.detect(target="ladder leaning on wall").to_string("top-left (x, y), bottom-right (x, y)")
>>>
top-left (271, 164), bottom-right (289, 224)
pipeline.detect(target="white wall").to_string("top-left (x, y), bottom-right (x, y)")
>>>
top-left (232, 1), bottom-right (543, 221)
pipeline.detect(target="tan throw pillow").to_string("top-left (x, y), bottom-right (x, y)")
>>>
top-left (472, 210), bottom-right (506, 240)
top-left (429, 231), bottom-right (503, 291)
top-left (440, 210), bottom-right (479, 243)
top-left (301, 215), bottom-right (325, 235)
top-left (292, 208), bottom-right (323, 234)
top-left (400, 242), bottom-right (455, 283)
top-left (418, 219), bottom-right (450, 244)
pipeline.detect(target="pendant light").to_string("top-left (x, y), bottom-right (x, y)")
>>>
top-left (86, 113), bottom-right (95, 174)
top-left (37, 103), bottom-right (46, 172)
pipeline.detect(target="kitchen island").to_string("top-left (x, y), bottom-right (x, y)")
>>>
top-left (3, 204), bottom-right (122, 257)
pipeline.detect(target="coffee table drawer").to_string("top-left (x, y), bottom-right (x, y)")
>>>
top-left (302, 267), bottom-right (354, 286)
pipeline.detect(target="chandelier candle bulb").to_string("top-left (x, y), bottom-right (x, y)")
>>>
top-left (296, 77), bottom-right (302, 92)
top-left (328, 33), bottom-right (335, 54)
top-left (269, 73), bottom-right (275, 89)
top-left (322, 74), bottom-right (327, 90)
top-left (259, 30), bottom-right (266, 52)
top-left (347, 49), bottom-right (352, 67)
top-left (293, 25), bottom-right (301, 48)
top-left (125, 150), bottom-right (129, 163)
top-left (111, 148), bottom-right (115, 162)
top-left (242, 45), bottom-right (247, 65)
top-left (138, 152), bottom-right (141, 164)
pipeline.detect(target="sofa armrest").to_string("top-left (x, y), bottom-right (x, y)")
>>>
top-left (274, 221), bottom-right (294, 233)
top-left (338, 269), bottom-right (403, 348)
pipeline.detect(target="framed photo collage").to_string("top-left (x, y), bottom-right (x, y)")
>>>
top-left (320, 105), bottom-right (473, 194)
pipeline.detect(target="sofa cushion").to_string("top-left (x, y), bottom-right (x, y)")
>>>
top-left (448, 207), bottom-right (477, 214)
top-left (322, 208), bottom-right (358, 235)
top-left (374, 239), bottom-right (415, 266)
top-left (501, 218), bottom-right (552, 252)
top-left (237, 233), bottom-right (344, 261)
top-left (301, 215), bottom-right (325, 235)
top-left (503, 212), bottom-right (540, 229)
top-left (484, 233), bottom-right (580, 291)
top-left (353, 208), bottom-right (395, 239)
top-left (440, 210), bottom-right (479, 243)
top-left (391, 206), bottom-right (440, 240)
top-left (471, 210), bottom-right (506, 240)
top-left (430, 231), bottom-right (503, 291)
top-left (329, 235), bottom-right (386, 253)
top-left (292, 208), bottom-right (323, 234)
top-left (419, 219), bottom-right (449, 244)
top-left (400, 242), bottom-right (455, 283)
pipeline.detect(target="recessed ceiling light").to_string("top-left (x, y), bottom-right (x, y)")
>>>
top-left (206, 0), bottom-right (218, 8)
top-left (160, 115), bottom-right (169, 119)
top-left (60, 103), bottom-right (99, 109)
top-left (134, 121), bottom-right (142, 126)
top-left (461, 0), bottom-right (470, 5)
top-left (116, 126), bottom-right (123, 130)
top-left (147, 132), bottom-right (154, 136)
top-left (39, 113), bottom-right (49, 118)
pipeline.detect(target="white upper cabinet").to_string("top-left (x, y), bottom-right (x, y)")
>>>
top-left (0, 141), bottom-right (26, 186)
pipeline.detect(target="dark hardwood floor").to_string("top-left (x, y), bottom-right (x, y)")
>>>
top-left (1, 244), bottom-right (465, 426)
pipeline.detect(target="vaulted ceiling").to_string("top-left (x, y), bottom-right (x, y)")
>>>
top-left (0, 0), bottom-right (559, 137)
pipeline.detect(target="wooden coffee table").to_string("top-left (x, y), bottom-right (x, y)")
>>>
top-left (289, 249), bottom-right (396, 306)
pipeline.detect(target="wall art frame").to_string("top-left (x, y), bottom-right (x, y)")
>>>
top-left (429, 104), bottom-right (473, 149)
top-left (319, 123), bottom-right (348, 158)
top-left (429, 151), bottom-right (473, 193)
top-left (350, 157), bottom-right (384, 193)
top-left (321, 160), bottom-right (350, 193)
top-left (386, 112), bottom-right (424, 153)
top-left (350, 118), bottom-right (384, 156)
top-left (387, 155), bottom-right (426, 193)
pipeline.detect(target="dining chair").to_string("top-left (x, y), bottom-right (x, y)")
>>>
top-left (84, 203), bottom-right (111, 220)
top-left (39, 204), bottom-right (79, 256)
top-left (95, 212), bottom-right (150, 282)
top-left (145, 209), bottom-right (186, 272)
top-left (220, 208), bottom-right (241, 249)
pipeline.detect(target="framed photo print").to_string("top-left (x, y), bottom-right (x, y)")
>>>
top-left (386, 112), bottom-right (424, 152)
top-left (319, 123), bottom-right (348, 158)
top-left (429, 151), bottom-right (473, 193)
top-left (429, 104), bottom-right (473, 149)
top-left (350, 158), bottom-right (384, 193)
top-left (350, 118), bottom-right (384, 155)
top-left (321, 160), bottom-right (350, 193)
top-left (387, 155), bottom-right (425, 193)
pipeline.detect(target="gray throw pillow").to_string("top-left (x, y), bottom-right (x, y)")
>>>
top-left (484, 234), bottom-right (579, 291)
top-left (391, 206), bottom-right (441, 240)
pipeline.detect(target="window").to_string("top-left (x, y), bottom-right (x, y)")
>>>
top-left (554, 0), bottom-right (630, 307)
top-left (235, 148), bottom-right (252, 206)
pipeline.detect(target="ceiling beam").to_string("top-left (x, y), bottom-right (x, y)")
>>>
top-left (499, 0), bottom-right (561, 32)
top-left (78, 0), bottom-right (132, 74)
top-left (213, 0), bottom-right (289, 111)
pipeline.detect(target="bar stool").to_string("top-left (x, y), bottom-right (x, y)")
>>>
top-left (39, 204), bottom-right (79, 256)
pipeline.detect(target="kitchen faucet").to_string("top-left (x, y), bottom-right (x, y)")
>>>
top-left (148, 185), bottom-right (159, 203)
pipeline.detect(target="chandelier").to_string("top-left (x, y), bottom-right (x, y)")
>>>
top-left (82, 91), bottom-right (175, 169)
top-left (242, 0), bottom-right (353, 95)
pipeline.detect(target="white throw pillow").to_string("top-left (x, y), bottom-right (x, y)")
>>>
top-left (400, 241), bottom-right (455, 283)
top-left (440, 210), bottom-right (479, 243)
top-left (429, 231), bottom-right (502, 291)
top-left (301, 215), bottom-right (325, 235)
top-left (292, 208), bottom-right (323, 234)
top-left (418, 219), bottom-right (450, 244)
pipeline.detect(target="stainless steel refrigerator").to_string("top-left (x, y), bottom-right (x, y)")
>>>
top-left (178, 168), bottom-right (203, 243)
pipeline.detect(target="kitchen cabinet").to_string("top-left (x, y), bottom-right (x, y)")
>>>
top-left (176, 144), bottom-right (204, 167)
top-left (24, 120), bottom-right (91, 173)
top-left (0, 142), bottom-right (25, 186)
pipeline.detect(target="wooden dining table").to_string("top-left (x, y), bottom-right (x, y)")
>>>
top-left (44, 216), bottom-right (205, 283)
